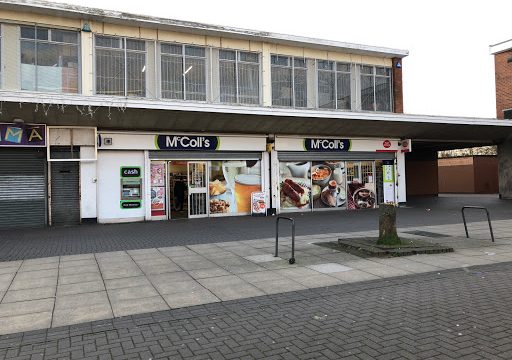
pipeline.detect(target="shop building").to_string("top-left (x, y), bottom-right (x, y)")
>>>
top-left (1, 0), bottom-right (512, 227)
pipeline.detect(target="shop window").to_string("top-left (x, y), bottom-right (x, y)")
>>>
top-left (209, 160), bottom-right (261, 215)
top-left (279, 160), bottom-right (379, 212)
top-left (360, 65), bottom-right (392, 112)
top-left (317, 60), bottom-right (351, 110)
top-left (271, 55), bottom-right (307, 108)
top-left (161, 43), bottom-right (206, 101)
top-left (95, 35), bottom-right (146, 97)
top-left (219, 50), bottom-right (260, 105)
top-left (20, 26), bottom-right (79, 93)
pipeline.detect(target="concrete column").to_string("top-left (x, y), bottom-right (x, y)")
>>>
top-left (80, 22), bottom-right (94, 96)
top-left (498, 136), bottom-right (512, 198)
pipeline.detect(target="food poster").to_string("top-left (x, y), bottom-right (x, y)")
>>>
top-left (209, 160), bottom-right (261, 215)
top-left (311, 161), bottom-right (347, 209)
top-left (279, 162), bottom-right (311, 210)
top-left (346, 161), bottom-right (377, 210)
top-left (150, 162), bottom-right (166, 216)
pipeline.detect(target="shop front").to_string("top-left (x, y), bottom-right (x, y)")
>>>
top-left (272, 136), bottom-right (410, 214)
top-left (96, 132), bottom-right (268, 223)
top-left (0, 122), bottom-right (47, 228)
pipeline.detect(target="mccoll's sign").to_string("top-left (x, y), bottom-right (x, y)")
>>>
top-left (155, 135), bottom-right (220, 151)
top-left (304, 138), bottom-right (351, 152)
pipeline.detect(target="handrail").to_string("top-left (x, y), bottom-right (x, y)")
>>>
top-left (275, 216), bottom-right (296, 264)
top-left (461, 206), bottom-right (495, 242)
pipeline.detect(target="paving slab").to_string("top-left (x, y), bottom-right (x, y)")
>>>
top-left (2, 286), bottom-right (55, 303)
top-left (251, 278), bottom-right (307, 295)
top-left (0, 298), bottom-right (54, 318)
top-left (105, 276), bottom-right (152, 290)
top-left (55, 291), bottom-right (109, 310)
top-left (110, 295), bottom-right (168, 317)
top-left (362, 265), bottom-right (414, 278)
top-left (292, 274), bottom-right (344, 288)
top-left (328, 269), bottom-right (382, 282)
top-left (14, 268), bottom-right (58, 279)
top-left (107, 285), bottom-right (159, 302)
top-left (57, 280), bottom-right (105, 296)
top-left (58, 272), bottom-right (102, 285)
top-left (137, 262), bottom-right (182, 275)
top-left (52, 303), bottom-right (113, 328)
top-left (306, 263), bottom-right (353, 274)
top-left (238, 270), bottom-right (287, 283)
top-left (58, 259), bottom-right (97, 268)
top-left (59, 253), bottom-right (95, 262)
top-left (273, 267), bottom-right (324, 279)
top-left (58, 264), bottom-right (99, 276)
top-left (100, 267), bottom-right (143, 280)
top-left (187, 267), bottom-right (231, 279)
top-left (163, 288), bottom-right (220, 308)
top-left (243, 254), bottom-right (281, 263)
top-left (10, 276), bottom-right (57, 291)
top-left (198, 275), bottom-right (265, 301)
top-left (0, 311), bottom-right (52, 335)
top-left (151, 279), bottom-right (204, 295)
top-left (0, 266), bottom-right (19, 276)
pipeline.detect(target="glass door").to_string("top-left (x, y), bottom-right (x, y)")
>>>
top-left (187, 161), bottom-right (208, 218)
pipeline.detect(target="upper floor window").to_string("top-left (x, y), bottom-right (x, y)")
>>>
top-left (317, 60), bottom-right (351, 110)
top-left (271, 55), bottom-right (307, 108)
top-left (161, 43), bottom-right (206, 101)
top-left (20, 26), bottom-right (79, 93)
top-left (95, 35), bottom-right (146, 97)
top-left (219, 50), bottom-right (260, 105)
top-left (360, 65), bottom-right (392, 112)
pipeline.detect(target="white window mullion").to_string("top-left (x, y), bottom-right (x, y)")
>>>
top-left (235, 51), bottom-right (239, 104)
top-left (124, 38), bottom-right (128, 97)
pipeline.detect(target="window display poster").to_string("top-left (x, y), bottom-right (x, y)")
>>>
top-left (151, 187), bottom-right (166, 216)
top-left (279, 162), bottom-right (311, 210)
top-left (150, 162), bottom-right (166, 216)
top-left (209, 160), bottom-right (261, 215)
top-left (382, 160), bottom-right (395, 203)
top-left (311, 161), bottom-right (347, 209)
top-left (151, 163), bottom-right (165, 186)
top-left (251, 191), bottom-right (266, 215)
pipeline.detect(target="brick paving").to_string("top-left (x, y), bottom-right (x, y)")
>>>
top-left (1, 261), bottom-right (512, 359)
top-left (1, 195), bottom-right (511, 261)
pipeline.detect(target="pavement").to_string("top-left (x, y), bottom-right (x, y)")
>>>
top-left (1, 194), bottom-right (512, 358)
top-left (1, 194), bottom-right (511, 261)
top-left (0, 218), bottom-right (510, 337)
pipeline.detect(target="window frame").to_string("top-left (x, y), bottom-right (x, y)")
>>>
top-left (218, 49), bottom-right (261, 105)
top-left (315, 59), bottom-right (352, 110)
top-left (359, 64), bottom-right (393, 112)
top-left (270, 54), bottom-right (308, 108)
top-left (19, 25), bottom-right (81, 94)
top-left (94, 35), bottom-right (147, 97)
top-left (159, 42), bottom-right (208, 102)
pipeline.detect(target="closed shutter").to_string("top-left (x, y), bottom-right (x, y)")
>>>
top-left (149, 151), bottom-right (261, 160)
top-left (50, 155), bottom-right (80, 226)
top-left (277, 151), bottom-right (395, 162)
top-left (0, 148), bottom-right (47, 228)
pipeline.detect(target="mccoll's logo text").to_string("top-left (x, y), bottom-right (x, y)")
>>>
top-left (156, 135), bottom-right (219, 151)
top-left (304, 138), bottom-right (351, 152)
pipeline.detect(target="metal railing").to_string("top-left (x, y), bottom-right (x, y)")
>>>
top-left (275, 216), bottom-right (296, 264)
top-left (461, 206), bottom-right (495, 242)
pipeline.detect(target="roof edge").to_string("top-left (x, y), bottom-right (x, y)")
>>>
top-left (0, 0), bottom-right (409, 58)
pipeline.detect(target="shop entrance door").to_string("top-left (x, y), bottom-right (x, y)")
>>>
top-left (187, 161), bottom-right (208, 218)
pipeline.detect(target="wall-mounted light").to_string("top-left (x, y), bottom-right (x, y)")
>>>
top-left (395, 61), bottom-right (402, 68)
top-left (12, 118), bottom-right (24, 127)
top-left (81, 22), bottom-right (92, 33)
top-left (507, 56), bottom-right (512, 63)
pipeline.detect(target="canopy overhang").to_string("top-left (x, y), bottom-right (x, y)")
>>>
top-left (0, 91), bottom-right (509, 152)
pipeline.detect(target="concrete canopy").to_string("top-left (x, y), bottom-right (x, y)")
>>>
top-left (1, 93), bottom-right (510, 152)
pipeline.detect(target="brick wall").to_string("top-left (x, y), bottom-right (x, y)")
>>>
top-left (392, 57), bottom-right (403, 113)
top-left (495, 50), bottom-right (512, 119)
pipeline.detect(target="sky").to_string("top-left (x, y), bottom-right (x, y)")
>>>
top-left (48, 0), bottom-right (512, 118)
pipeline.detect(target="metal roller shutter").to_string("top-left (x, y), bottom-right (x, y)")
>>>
top-left (149, 151), bottom-right (262, 160)
top-left (0, 148), bottom-right (47, 228)
top-left (50, 149), bottom-right (80, 226)
top-left (277, 151), bottom-right (395, 162)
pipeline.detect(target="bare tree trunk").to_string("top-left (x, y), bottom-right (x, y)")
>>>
top-left (377, 203), bottom-right (401, 245)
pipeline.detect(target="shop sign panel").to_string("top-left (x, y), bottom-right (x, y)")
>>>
top-left (0, 123), bottom-right (46, 147)
top-left (382, 160), bottom-right (395, 203)
top-left (304, 138), bottom-right (351, 152)
top-left (155, 135), bottom-right (219, 151)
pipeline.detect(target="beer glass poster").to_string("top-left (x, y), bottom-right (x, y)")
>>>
top-left (209, 160), bottom-right (261, 215)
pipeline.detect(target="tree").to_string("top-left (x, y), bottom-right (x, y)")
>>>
top-left (377, 203), bottom-right (401, 246)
